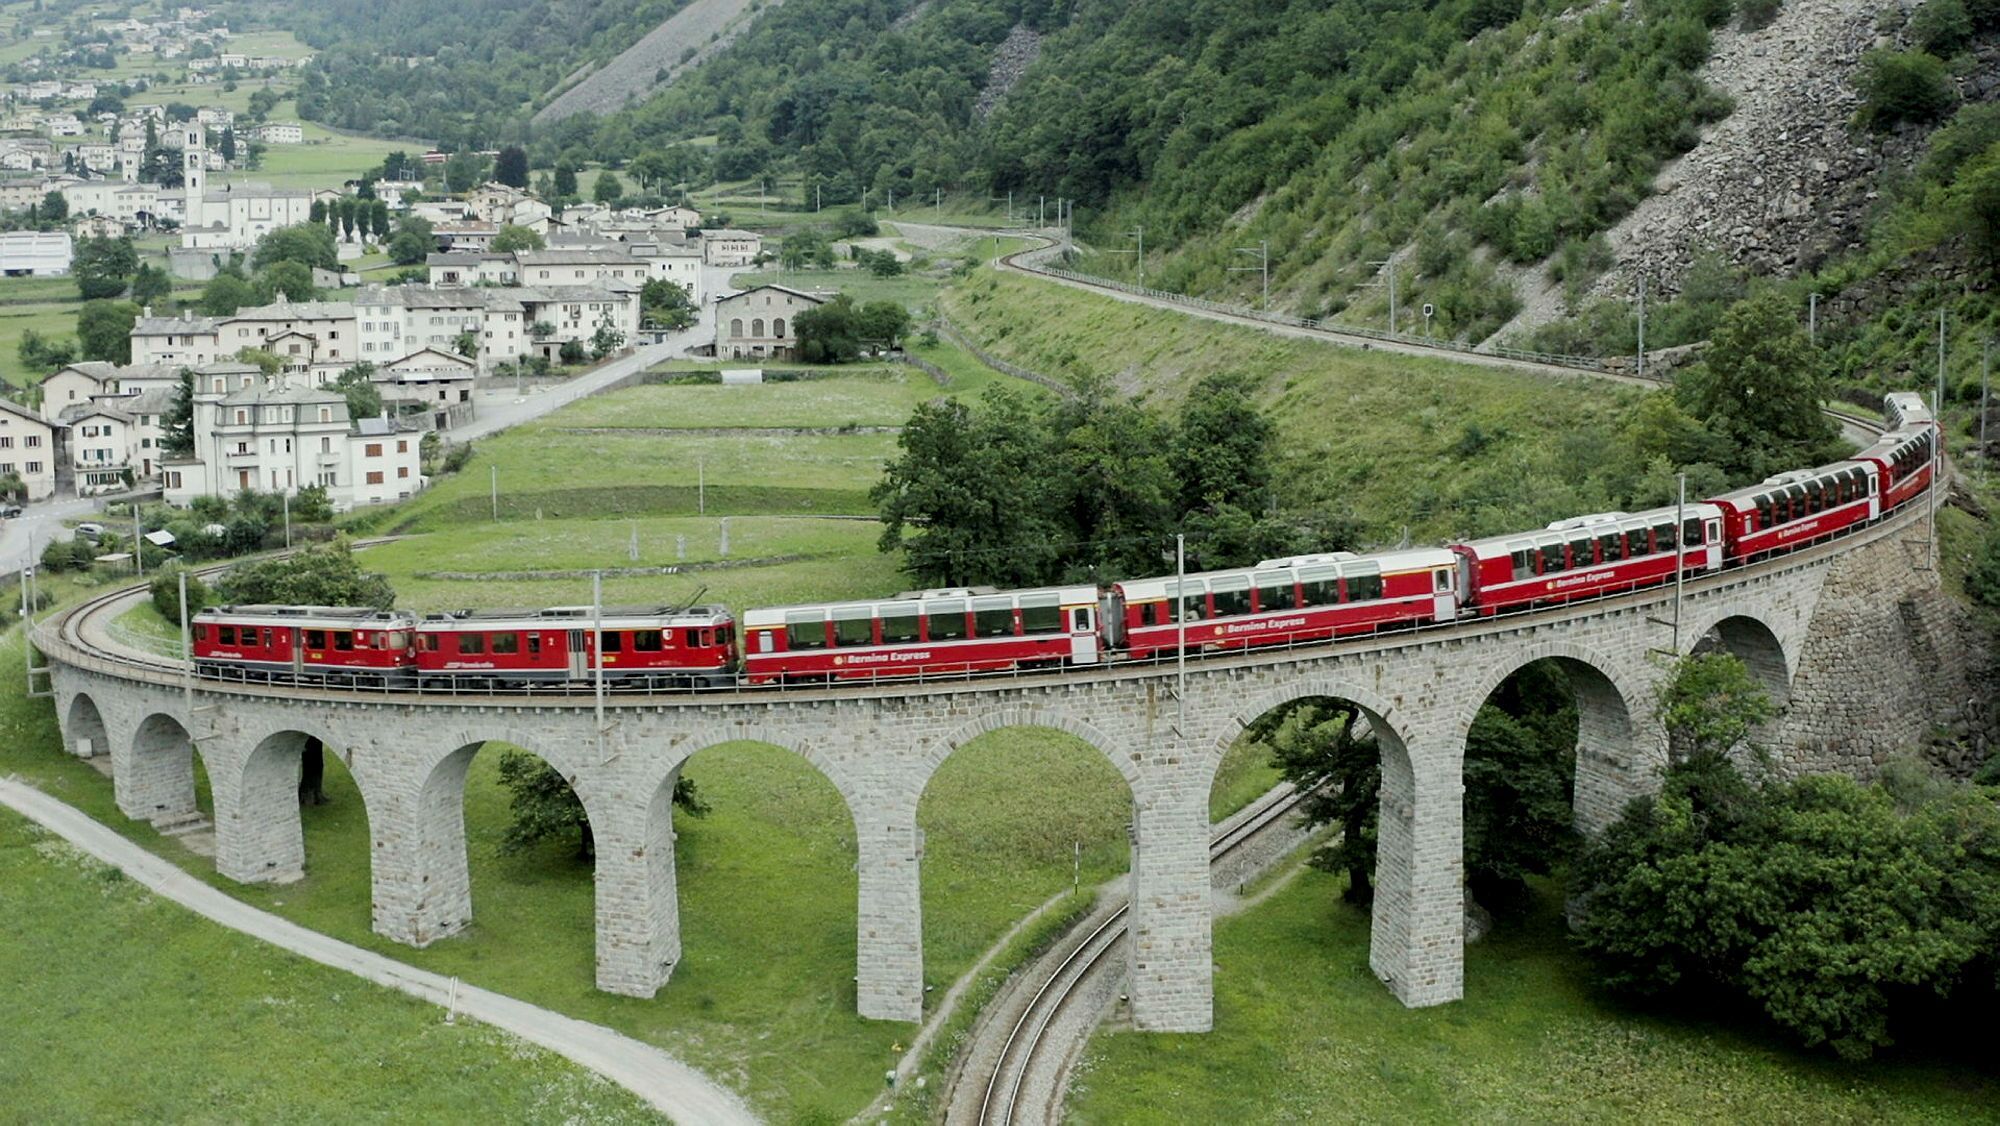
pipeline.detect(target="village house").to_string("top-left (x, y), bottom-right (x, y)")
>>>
top-left (0, 398), bottom-right (56, 501)
top-left (713, 285), bottom-right (826, 361)
top-left (702, 228), bottom-right (763, 266)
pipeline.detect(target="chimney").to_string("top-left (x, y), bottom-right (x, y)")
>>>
top-left (142, 304), bottom-right (152, 318)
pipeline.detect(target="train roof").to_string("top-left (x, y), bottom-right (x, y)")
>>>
top-left (1457, 500), bottom-right (1724, 555)
top-left (1115, 547), bottom-right (1457, 600)
top-left (742, 584), bottom-right (1099, 628)
top-left (1883, 391), bottom-right (1935, 430)
top-left (195, 605), bottom-right (413, 627)
top-left (415, 604), bottom-right (733, 629)
top-left (1708, 459), bottom-right (1874, 507)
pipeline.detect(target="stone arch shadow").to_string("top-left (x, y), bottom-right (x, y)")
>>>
top-left (63, 692), bottom-right (109, 760)
top-left (1215, 677), bottom-right (1459, 1007)
top-left (1452, 644), bottom-right (1657, 836)
top-left (398, 732), bottom-right (605, 950)
top-left (119, 710), bottom-right (214, 826)
top-left (227, 725), bottom-right (373, 886)
top-left (1687, 611), bottom-right (1795, 712)
top-left (911, 708), bottom-right (1140, 1014)
top-left (609, 731), bottom-right (869, 1002)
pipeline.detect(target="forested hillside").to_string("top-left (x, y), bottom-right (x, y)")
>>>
top-left (230, 0), bottom-right (695, 148)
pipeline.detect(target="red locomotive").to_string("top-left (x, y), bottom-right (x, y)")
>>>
top-left (415, 605), bottom-right (736, 688)
top-left (191, 605), bottom-right (418, 686)
top-left (741, 586), bottom-right (1102, 684)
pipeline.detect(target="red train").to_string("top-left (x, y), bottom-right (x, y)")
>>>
top-left (191, 606), bottom-right (418, 686)
top-left (413, 605), bottom-right (736, 688)
top-left (188, 395), bottom-right (1940, 691)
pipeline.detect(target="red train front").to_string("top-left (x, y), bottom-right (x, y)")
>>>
top-left (192, 605), bottom-right (417, 686)
top-left (415, 604), bottom-right (736, 688)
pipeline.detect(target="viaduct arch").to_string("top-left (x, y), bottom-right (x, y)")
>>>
top-left (37, 508), bottom-right (1957, 1032)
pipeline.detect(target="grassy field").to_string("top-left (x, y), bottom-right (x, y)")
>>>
top-left (1066, 870), bottom-right (2000, 1122)
top-left (552, 369), bottom-right (940, 430)
top-left (728, 267), bottom-right (944, 310)
top-left (942, 270), bottom-right (1644, 544)
top-left (0, 301), bottom-right (78, 387)
top-left (0, 808), bottom-right (665, 1123)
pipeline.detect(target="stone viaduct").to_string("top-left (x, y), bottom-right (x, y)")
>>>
top-left (38, 507), bottom-right (1960, 1032)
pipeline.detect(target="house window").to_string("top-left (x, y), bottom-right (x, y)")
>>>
top-left (366, 443), bottom-right (382, 456)
top-left (25, 436), bottom-right (39, 447)
top-left (319, 408), bottom-right (331, 422)
top-left (752, 318), bottom-right (764, 337)
top-left (398, 466), bottom-right (409, 478)
top-left (235, 410), bottom-right (246, 424)
top-left (25, 461), bottom-right (40, 473)
top-left (773, 318), bottom-right (786, 338)
top-left (730, 318), bottom-right (743, 337)
top-left (366, 470), bottom-right (383, 484)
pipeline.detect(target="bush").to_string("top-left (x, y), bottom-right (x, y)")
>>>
top-left (149, 566), bottom-right (209, 624)
top-left (1858, 49), bottom-right (1957, 130)
top-left (1737, 0), bottom-right (1782, 29)
top-left (1966, 523), bottom-right (2000, 609)
top-left (213, 540), bottom-right (394, 608)
top-left (1911, 0), bottom-right (1974, 56)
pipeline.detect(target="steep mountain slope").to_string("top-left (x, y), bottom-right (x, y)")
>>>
top-left (533, 0), bottom-right (780, 125)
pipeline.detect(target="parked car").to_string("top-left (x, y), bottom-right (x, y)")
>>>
top-left (0, 505), bottom-right (19, 519)
top-left (74, 522), bottom-right (104, 540)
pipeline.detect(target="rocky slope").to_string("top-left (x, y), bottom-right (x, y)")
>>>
top-left (535, 0), bottom-right (779, 125)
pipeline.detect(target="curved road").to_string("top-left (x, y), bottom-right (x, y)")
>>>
top-left (0, 779), bottom-right (759, 1126)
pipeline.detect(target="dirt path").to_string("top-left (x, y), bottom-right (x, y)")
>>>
top-left (0, 778), bottom-right (759, 1126)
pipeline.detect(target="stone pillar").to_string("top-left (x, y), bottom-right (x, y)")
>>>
top-left (370, 747), bottom-right (473, 947)
top-left (1570, 669), bottom-right (1648, 837)
top-left (116, 713), bottom-right (198, 824)
top-left (211, 734), bottom-right (305, 884)
top-left (1369, 735), bottom-right (1463, 1007)
top-left (592, 772), bottom-right (681, 998)
top-left (854, 802), bottom-right (923, 1023)
top-left (1127, 773), bottom-right (1212, 1032)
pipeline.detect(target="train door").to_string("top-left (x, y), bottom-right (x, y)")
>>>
top-left (279, 627), bottom-right (302, 678)
top-left (566, 629), bottom-right (589, 679)
top-left (1867, 471), bottom-right (1881, 520)
top-left (1068, 606), bottom-right (1099, 665)
top-left (1431, 568), bottom-right (1456, 622)
top-left (1705, 518), bottom-right (1723, 570)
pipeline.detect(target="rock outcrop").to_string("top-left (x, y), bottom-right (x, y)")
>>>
top-left (973, 25), bottom-right (1043, 120)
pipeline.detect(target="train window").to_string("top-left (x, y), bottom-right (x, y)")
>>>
top-left (1138, 601), bottom-right (1165, 627)
top-left (633, 630), bottom-right (664, 652)
top-left (458, 633), bottom-right (484, 654)
top-left (1020, 596), bottom-right (1062, 634)
top-left (682, 629), bottom-right (700, 648)
top-left (386, 631), bottom-right (409, 650)
top-left (834, 612), bottom-right (874, 647)
top-left (218, 625), bottom-right (236, 644)
top-left (1540, 540), bottom-right (1565, 574)
top-left (926, 601), bottom-right (968, 641)
top-left (881, 609), bottom-right (920, 644)
top-left (786, 612), bottom-right (829, 650)
top-left (305, 629), bottom-right (328, 649)
top-left (757, 631), bottom-right (775, 654)
top-left (1682, 518), bottom-right (1702, 546)
top-left (421, 633), bottom-right (439, 651)
top-left (1570, 537), bottom-right (1593, 568)
top-left (1298, 566), bottom-right (1339, 607)
top-left (527, 634), bottom-right (541, 657)
top-left (974, 598), bottom-right (1016, 638)
top-left (1254, 572), bottom-right (1297, 611)
top-left (1347, 570), bottom-right (1383, 601)
top-left (1652, 522), bottom-right (1675, 553)
top-left (490, 633), bottom-right (517, 655)
top-left (332, 631), bottom-right (353, 651)
top-left (602, 631), bottom-right (622, 652)
top-left (1627, 526), bottom-right (1651, 557)
top-left (1755, 495), bottom-right (1773, 529)
top-left (1176, 583), bottom-right (1209, 621)
top-left (1434, 569), bottom-right (1453, 593)
top-left (1211, 577), bottom-right (1251, 618)
top-left (1508, 545), bottom-right (1533, 581)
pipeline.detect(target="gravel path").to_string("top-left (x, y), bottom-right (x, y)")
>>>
top-left (0, 778), bottom-right (760, 1126)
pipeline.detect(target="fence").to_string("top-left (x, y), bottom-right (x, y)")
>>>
top-left (1007, 241), bottom-right (1649, 381)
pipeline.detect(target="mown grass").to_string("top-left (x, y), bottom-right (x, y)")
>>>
top-left (943, 270), bottom-right (1642, 543)
top-left (1066, 870), bottom-right (2000, 1123)
top-left (0, 808), bottom-right (665, 1124)
top-left (549, 372), bottom-right (942, 430)
top-left (0, 301), bottom-right (78, 387)
top-left (727, 267), bottom-right (944, 309)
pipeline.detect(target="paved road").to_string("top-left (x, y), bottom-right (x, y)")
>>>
top-left (0, 493), bottom-right (100, 577)
top-left (0, 778), bottom-right (760, 1126)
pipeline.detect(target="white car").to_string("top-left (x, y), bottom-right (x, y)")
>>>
top-left (74, 522), bottom-right (104, 540)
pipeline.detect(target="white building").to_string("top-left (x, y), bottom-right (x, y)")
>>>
top-left (354, 285), bottom-right (499, 367)
top-left (714, 285), bottom-right (826, 361)
top-left (162, 369), bottom-right (424, 510)
top-left (215, 298), bottom-right (359, 368)
top-left (0, 230), bottom-right (71, 276)
top-left (255, 122), bottom-right (302, 144)
top-left (702, 229), bottom-right (763, 266)
top-left (130, 311), bottom-right (223, 367)
top-left (514, 248), bottom-right (650, 287)
top-left (178, 124), bottom-right (311, 249)
top-left (61, 401), bottom-right (139, 494)
top-left (0, 398), bottom-right (56, 501)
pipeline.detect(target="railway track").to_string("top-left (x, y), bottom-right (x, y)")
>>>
top-left (968, 782), bottom-right (1309, 1126)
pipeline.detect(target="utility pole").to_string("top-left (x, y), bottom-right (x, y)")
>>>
top-left (1367, 258), bottom-right (1397, 333)
top-left (1233, 241), bottom-right (1269, 309)
top-left (1982, 339), bottom-right (1991, 469)
top-left (697, 455), bottom-right (705, 516)
top-left (1809, 292), bottom-right (1821, 347)
top-left (1175, 533), bottom-right (1186, 739)
top-left (282, 491), bottom-right (291, 548)
top-left (490, 463), bottom-right (497, 521)
top-left (178, 569), bottom-right (192, 718)
top-left (815, 182), bottom-right (821, 212)
top-left (1637, 273), bottom-right (1647, 380)
top-left (1673, 472), bottom-right (1686, 655)
top-left (132, 502), bottom-right (143, 577)
top-left (592, 570), bottom-right (605, 739)
top-left (1932, 308), bottom-right (1947, 571)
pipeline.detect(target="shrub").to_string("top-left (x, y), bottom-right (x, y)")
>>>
top-left (1911, 0), bottom-right (1974, 56)
top-left (1857, 49), bottom-right (1957, 130)
top-left (149, 565), bottom-right (209, 624)
top-left (1737, 0), bottom-right (1782, 29)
